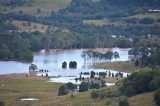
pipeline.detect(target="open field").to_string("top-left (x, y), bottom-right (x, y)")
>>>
top-left (128, 13), bottom-right (160, 19)
top-left (83, 19), bottom-right (124, 26)
top-left (94, 61), bottom-right (152, 73)
top-left (11, 20), bottom-right (48, 33)
top-left (0, 74), bottom-right (156, 106)
top-left (1, 0), bottom-right (71, 16)
top-left (83, 19), bottom-right (110, 26)
top-left (129, 92), bottom-right (156, 106)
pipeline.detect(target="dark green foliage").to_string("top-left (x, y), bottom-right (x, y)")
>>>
top-left (41, 37), bottom-right (50, 50)
top-left (0, 101), bottom-right (5, 106)
top-left (119, 98), bottom-right (129, 106)
top-left (123, 86), bottom-right (135, 97)
top-left (0, 33), bottom-right (33, 61)
top-left (120, 70), bottom-right (160, 97)
top-left (62, 61), bottom-right (67, 68)
top-left (148, 79), bottom-right (160, 91)
top-left (69, 61), bottom-right (77, 68)
top-left (90, 91), bottom-right (99, 99)
top-left (139, 18), bottom-right (155, 24)
top-left (135, 59), bottom-right (139, 67)
top-left (90, 89), bottom-right (121, 99)
top-left (90, 71), bottom-right (95, 78)
top-left (30, 38), bottom-right (41, 51)
top-left (58, 85), bottom-right (68, 96)
top-left (130, 38), bottom-right (160, 67)
top-left (154, 89), bottom-right (160, 106)
top-left (90, 82), bottom-right (100, 89)
top-left (79, 81), bottom-right (89, 92)
top-left (66, 82), bottom-right (77, 91)
top-left (101, 80), bottom-right (106, 87)
top-left (58, 82), bottom-right (77, 96)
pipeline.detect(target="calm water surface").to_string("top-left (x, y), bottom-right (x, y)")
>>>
top-left (0, 48), bottom-right (131, 84)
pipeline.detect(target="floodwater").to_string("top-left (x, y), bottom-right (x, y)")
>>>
top-left (0, 48), bottom-right (131, 84)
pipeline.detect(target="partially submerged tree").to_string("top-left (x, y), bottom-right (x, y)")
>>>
top-left (62, 61), bottom-right (67, 68)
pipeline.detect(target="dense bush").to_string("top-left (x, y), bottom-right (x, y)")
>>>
top-left (154, 89), bottom-right (160, 106)
top-left (79, 82), bottom-right (89, 92)
top-left (0, 101), bottom-right (5, 106)
top-left (90, 71), bottom-right (95, 78)
top-left (90, 89), bottom-right (121, 99)
top-left (66, 82), bottom-right (77, 91)
top-left (120, 70), bottom-right (160, 96)
top-left (69, 61), bottom-right (77, 68)
top-left (62, 61), bottom-right (67, 68)
top-left (0, 33), bottom-right (33, 61)
top-left (58, 85), bottom-right (68, 96)
top-left (58, 82), bottom-right (77, 96)
top-left (119, 96), bottom-right (129, 106)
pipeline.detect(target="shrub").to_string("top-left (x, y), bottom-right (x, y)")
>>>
top-left (0, 101), bottom-right (5, 106)
top-left (124, 86), bottom-right (136, 97)
top-left (119, 96), bottom-right (129, 106)
top-left (135, 59), bottom-right (139, 66)
top-left (90, 71), bottom-right (95, 78)
top-left (62, 61), bottom-right (67, 68)
top-left (154, 89), bottom-right (160, 106)
top-left (148, 80), bottom-right (160, 91)
top-left (90, 91), bottom-right (99, 99)
top-left (79, 82), bottom-right (89, 92)
top-left (70, 93), bottom-right (75, 98)
top-left (58, 85), bottom-right (68, 96)
top-left (69, 61), bottom-right (77, 68)
top-left (66, 82), bottom-right (77, 91)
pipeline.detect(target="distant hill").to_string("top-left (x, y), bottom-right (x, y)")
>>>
top-left (0, 0), bottom-right (71, 16)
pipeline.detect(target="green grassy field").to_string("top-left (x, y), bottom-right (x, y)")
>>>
top-left (83, 19), bottom-right (125, 26)
top-left (94, 61), bottom-right (149, 73)
top-left (128, 13), bottom-right (160, 19)
top-left (83, 19), bottom-right (110, 26)
top-left (1, 0), bottom-right (71, 16)
top-left (83, 13), bottom-right (160, 26)
top-left (11, 20), bottom-right (48, 33)
top-left (129, 92), bottom-right (156, 106)
top-left (0, 77), bottom-right (156, 106)
top-left (0, 78), bottom-right (63, 106)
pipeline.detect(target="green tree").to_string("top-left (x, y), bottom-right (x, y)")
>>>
top-left (79, 82), bottom-right (89, 92)
top-left (62, 61), bottom-right (67, 68)
top-left (90, 71), bottom-right (95, 78)
top-left (154, 89), bottom-right (160, 106)
top-left (124, 86), bottom-right (135, 97)
top-left (58, 85), bottom-right (68, 96)
top-left (41, 37), bottom-right (50, 50)
top-left (148, 80), bottom-right (160, 91)
top-left (66, 82), bottom-right (77, 91)
top-left (30, 38), bottom-right (41, 51)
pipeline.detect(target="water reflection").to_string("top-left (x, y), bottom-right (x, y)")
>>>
top-left (0, 48), bottom-right (131, 83)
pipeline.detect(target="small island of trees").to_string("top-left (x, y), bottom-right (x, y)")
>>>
top-left (62, 61), bottom-right (77, 69)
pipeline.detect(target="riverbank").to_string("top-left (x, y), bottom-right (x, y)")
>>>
top-left (94, 61), bottom-right (140, 73)
top-left (0, 73), bottom-right (48, 81)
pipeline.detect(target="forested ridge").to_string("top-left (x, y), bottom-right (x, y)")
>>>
top-left (0, 0), bottom-right (160, 61)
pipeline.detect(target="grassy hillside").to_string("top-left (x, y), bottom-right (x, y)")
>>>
top-left (129, 92), bottom-right (156, 106)
top-left (11, 20), bottom-right (48, 33)
top-left (1, 0), bottom-right (71, 16)
top-left (0, 75), bottom-right (157, 106)
top-left (128, 13), bottom-right (160, 19)
top-left (83, 13), bottom-right (160, 26)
